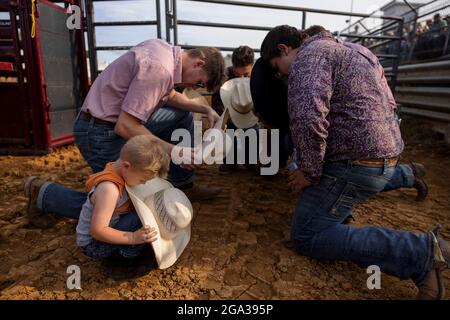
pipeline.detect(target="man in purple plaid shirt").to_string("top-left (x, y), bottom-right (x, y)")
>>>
top-left (260, 25), bottom-right (449, 299)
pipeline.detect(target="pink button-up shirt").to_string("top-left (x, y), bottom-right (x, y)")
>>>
top-left (81, 39), bottom-right (182, 123)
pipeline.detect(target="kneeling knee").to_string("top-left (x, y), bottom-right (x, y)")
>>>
top-left (291, 232), bottom-right (313, 256)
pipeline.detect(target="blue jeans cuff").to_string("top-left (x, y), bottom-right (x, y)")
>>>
top-left (413, 232), bottom-right (435, 284)
top-left (37, 181), bottom-right (54, 211)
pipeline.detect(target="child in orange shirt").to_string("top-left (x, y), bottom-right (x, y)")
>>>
top-left (76, 135), bottom-right (170, 259)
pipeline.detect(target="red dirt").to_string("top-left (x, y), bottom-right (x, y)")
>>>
top-left (0, 134), bottom-right (449, 300)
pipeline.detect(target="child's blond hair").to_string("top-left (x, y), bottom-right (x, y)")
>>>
top-left (120, 135), bottom-right (170, 179)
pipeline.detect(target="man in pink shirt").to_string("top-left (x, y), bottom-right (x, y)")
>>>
top-left (25, 39), bottom-right (226, 229)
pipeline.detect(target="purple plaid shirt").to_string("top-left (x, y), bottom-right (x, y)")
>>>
top-left (288, 31), bottom-right (404, 180)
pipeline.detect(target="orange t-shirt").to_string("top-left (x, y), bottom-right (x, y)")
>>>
top-left (85, 163), bottom-right (134, 213)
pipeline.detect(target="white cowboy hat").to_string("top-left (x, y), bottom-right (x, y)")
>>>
top-left (126, 177), bottom-right (193, 269)
top-left (182, 88), bottom-right (209, 123)
top-left (193, 108), bottom-right (233, 165)
top-left (220, 77), bottom-right (259, 129)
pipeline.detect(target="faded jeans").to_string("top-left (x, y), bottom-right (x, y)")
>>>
top-left (80, 212), bottom-right (144, 259)
top-left (291, 160), bottom-right (433, 283)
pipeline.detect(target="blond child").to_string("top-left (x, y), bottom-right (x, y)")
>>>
top-left (76, 135), bottom-right (170, 259)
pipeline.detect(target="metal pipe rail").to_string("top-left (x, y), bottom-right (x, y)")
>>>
top-left (176, 20), bottom-right (273, 32)
top-left (93, 20), bottom-right (158, 26)
top-left (180, 44), bottom-right (260, 53)
top-left (389, 60), bottom-right (450, 123)
top-left (168, 0), bottom-right (404, 91)
top-left (182, 0), bottom-right (403, 20)
top-left (85, 0), bottom-right (162, 80)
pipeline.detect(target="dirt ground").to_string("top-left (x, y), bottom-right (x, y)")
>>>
top-left (0, 123), bottom-right (449, 300)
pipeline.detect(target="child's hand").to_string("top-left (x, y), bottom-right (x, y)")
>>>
top-left (132, 226), bottom-right (158, 244)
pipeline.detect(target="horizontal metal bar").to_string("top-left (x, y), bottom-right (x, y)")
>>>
top-left (177, 20), bottom-right (272, 31)
top-left (396, 87), bottom-right (450, 96)
top-left (93, 20), bottom-right (157, 27)
top-left (95, 46), bottom-right (132, 51)
top-left (396, 97), bottom-right (450, 112)
top-left (181, 44), bottom-right (260, 53)
top-left (92, 0), bottom-right (152, 1)
top-left (396, 60), bottom-right (450, 72)
top-left (396, 75), bottom-right (450, 83)
top-left (367, 39), bottom-right (393, 50)
top-left (384, 73), bottom-right (396, 77)
top-left (336, 33), bottom-right (401, 40)
top-left (183, 0), bottom-right (403, 20)
top-left (399, 106), bottom-right (450, 122)
top-left (377, 54), bottom-right (398, 59)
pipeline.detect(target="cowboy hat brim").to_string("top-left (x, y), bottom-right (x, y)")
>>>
top-left (126, 177), bottom-right (191, 269)
top-left (220, 78), bottom-right (259, 129)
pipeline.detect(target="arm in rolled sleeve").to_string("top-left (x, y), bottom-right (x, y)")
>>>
top-left (288, 50), bottom-right (333, 180)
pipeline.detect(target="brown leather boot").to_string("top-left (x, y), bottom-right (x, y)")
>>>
top-left (182, 184), bottom-right (222, 201)
top-left (23, 177), bottom-right (56, 229)
top-left (416, 267), bottom-right (445, 300)
top-left (409, 163), bottom-right (428, 202)
top-left (415, 225), bottom-right (449, 300)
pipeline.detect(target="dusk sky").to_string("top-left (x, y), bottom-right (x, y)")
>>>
top-left (91, 0), bottom-right (427, 67)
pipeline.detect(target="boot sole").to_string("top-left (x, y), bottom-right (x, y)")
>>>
top-left (23, 176), bottom-right (39, 198)
top-left (415, 179), bottom-right (429, 202)
top-left (435, 268), bottom-right (446, 300)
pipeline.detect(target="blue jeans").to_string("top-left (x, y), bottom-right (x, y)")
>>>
top-left (80, 212), bottom-right (144, 259)
top-left (291, 160), bottom-right (433, 283)
top-left (37, 106), bottom-right (195, 220)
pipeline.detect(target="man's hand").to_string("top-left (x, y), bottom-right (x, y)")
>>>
top-left (170, 145), bottom-right (200, 171)
top-left (287, 168), bottom-right (312, 192)
top-left (206, 108), bottom-right (220, 128)
top-left (132, 225), bottom-right (158, 244)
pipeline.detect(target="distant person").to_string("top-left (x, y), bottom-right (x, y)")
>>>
top-left (212, 45), bottom-right (255, 115)
top-left (424, 19), bottom-right (433, 33)
top-left (430, 13), bottom-right (448, 35)
top-left (351, 25), bottom-right (360, 35)
top-left (211, 45), bottom-right (259, 173)
top-left (416, 22), bottom-right (424, 36)
top-left (261, 25), bottom-right (448, 300)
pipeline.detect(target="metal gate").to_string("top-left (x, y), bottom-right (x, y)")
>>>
top-left (0, 0), bottom-right (88, 154)
top-left (164, 0), bottom-right (404, 91)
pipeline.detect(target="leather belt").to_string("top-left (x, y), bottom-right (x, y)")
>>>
top-left (79, 111), bottom-right (115, 126)
top-left (352, 157), bottom-right (399, 168)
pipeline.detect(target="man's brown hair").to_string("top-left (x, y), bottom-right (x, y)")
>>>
top-left (261, 25), bottom-right (309, 62)
top-left (187, 47), bottom-right (226, 92)
top-left (232, 45), bottom-right (255, 67)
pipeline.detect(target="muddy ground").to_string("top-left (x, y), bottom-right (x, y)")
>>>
top-left (0, 120), bottom-right (449, 300)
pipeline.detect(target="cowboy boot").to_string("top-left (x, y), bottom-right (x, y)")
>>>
top-left (415, 225), bottom-right (450, 300)
top-left (409, 163), bottom-right (428, 202)
top-left (23, 177), bottom-right (56, 229)
top-left (181, 183), bottom-right (222, 201)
